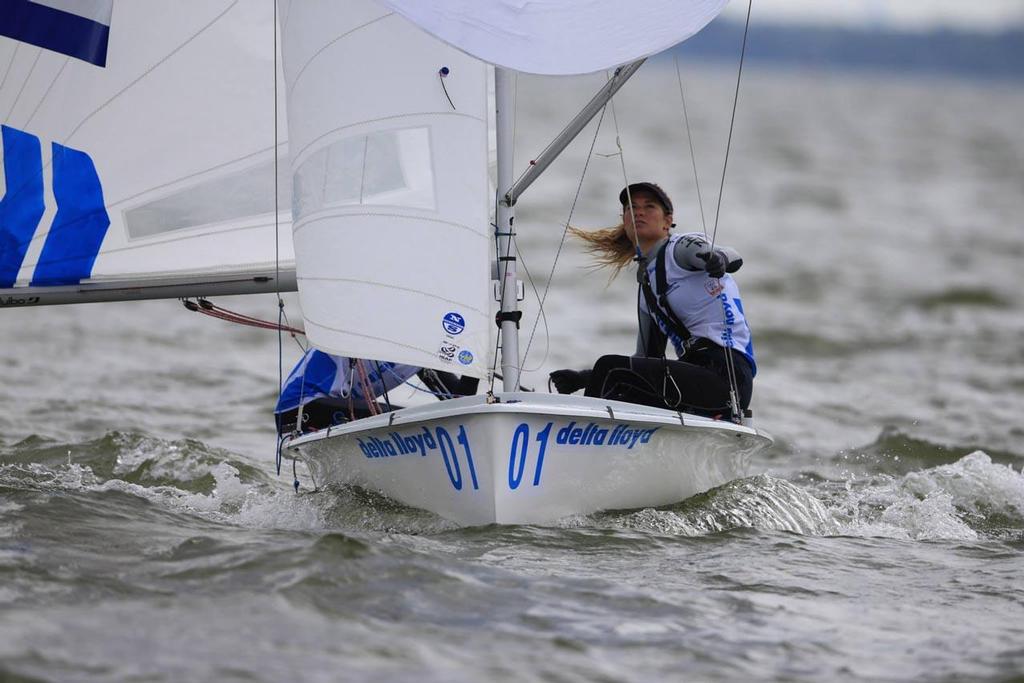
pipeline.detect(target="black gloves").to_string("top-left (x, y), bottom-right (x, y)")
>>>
top-left (699, 249), bottom-right (729, 278)
top-left (549, 368), bottom-right (591, 394)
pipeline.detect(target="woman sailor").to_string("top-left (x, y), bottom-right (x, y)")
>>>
top-left (549, 182), bottom-right (756, 420)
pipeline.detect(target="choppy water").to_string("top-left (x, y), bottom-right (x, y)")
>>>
top-left (2, 63), bottom-right (1023, 682)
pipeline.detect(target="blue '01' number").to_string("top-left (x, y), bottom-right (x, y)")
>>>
top-left (437, 425), bottom-right (479, 491)
top-left (508, 422), bottom-right (552, 490)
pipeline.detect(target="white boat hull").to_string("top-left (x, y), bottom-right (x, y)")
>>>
top-left (281, 393), bottom-right (772, 526)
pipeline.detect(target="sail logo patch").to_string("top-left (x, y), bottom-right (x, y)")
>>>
top-left (442, 312), bottom-right (465, 335)
top-left (457, 350), bottom-right (473, 365)
top-left (0, 125), bottom-right (110, 288)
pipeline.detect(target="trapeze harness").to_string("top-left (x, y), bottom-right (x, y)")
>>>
top-left (585, 233), bottom-right (756, 419)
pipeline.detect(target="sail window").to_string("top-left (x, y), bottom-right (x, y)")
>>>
top-left (124, 158), bottom-right (290, 239)
top-left (293, 127), bottom-right (435, 219)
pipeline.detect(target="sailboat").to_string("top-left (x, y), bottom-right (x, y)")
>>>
top-left (0, 0), bottom-right (772, 526)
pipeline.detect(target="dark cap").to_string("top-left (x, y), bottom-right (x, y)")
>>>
top-left (619, 182), bottom-right (673, 215)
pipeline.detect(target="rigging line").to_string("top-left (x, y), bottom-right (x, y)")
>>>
top-left (511, 72), bottom-right (518, 174)
top-left (674, 54), bottom-right (709, 239)
top-left (273, 0), bottom-right (286, 468)
top-left (3, 48), bottom-right (41, 123)
top-left (511, 236), bottom-right (549, 373)
top-left (62, 1), bottom-right (239, 145)
top-left (200, 299), bottom-right (305, 332)
top-left (23, 57), bottom-right (68, 130)
top-left (273, 298), bottom-right (307, 348)
top-left (607, 74), bottom-right (656, 363)
top-left (723, 342), bottom-right (742, 423)
top-left (184, 299), bottom-right (306, 334)
top-left (610, 72), bottom-right (681, 412)
top-left (487, 219), bottom-right (505, 395)
top-left (355, 359), bottom-right (380, 416)
top-left (437, 68), bottom-right (455, 110)
top-left (385, 366), bottom-right (453, 400)
top-left (709, 0), bottom-right (753, 251)
top-left (0, 42), bottom-right (19, 93)
top-left (373, 361), bottom-right (393, 413)
top-left (520, 104), bottom-right (608, 374)
top-left (607, 79), bottom-right (635, 248)
top-left (702, 0), bottom-right (752, 422)
top-left (402, 377), bottom-right (452, 399)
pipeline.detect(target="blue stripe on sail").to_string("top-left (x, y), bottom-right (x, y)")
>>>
top-left (31, 142), bottom-right (110, 286)
top-left (0, 0), bottom-right (110, 67)
top-left (0, 125), bottom-right (45, 288)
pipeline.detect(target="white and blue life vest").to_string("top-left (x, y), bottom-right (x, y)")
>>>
top-left (639, 232), bottom-right (757, 375)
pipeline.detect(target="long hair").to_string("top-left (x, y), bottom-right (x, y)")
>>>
top-left (568, 224), bottom-right (637, 277)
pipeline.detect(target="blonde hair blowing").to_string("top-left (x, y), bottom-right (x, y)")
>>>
top-left (568, 224), bottom-right (637, 277)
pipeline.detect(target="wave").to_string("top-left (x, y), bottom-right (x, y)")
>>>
top-left (839, 426), bottom-right (1022, 474)
top-left (590, 475), bottom-right (839, 536)
top-left (751, 328), bottom-right (909, 358)
top-left (911, 287), bottom-right (1012, 311)
top-left (0, 431), bottom-right (267, 493)
top-left (0, 431), bottom-right (328, 532)
top-left (825, 451), bottom-right (1024, 541)
top-left (590, 449), bottom-right (1023, 542)
top-left (3, 431), bottom-right (1020, 543)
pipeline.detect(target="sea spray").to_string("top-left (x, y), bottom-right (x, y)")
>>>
top-left (832, 450), bottom-right (1024, 540)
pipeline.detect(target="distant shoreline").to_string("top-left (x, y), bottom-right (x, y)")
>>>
top-left (668, 20), bottom-right (1024, 81)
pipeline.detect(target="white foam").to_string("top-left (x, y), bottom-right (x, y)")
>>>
top-left (834, 450), bottom-right (1023, 540)
top-left (902, 451), bottom-right (1024, 518)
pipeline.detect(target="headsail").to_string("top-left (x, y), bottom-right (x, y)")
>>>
top-left (376, 0), bottom-right (730, 75)
top-left (0, 1), bottom-right (293, 306)
top-left (280, 0), bottom-right (491, 378)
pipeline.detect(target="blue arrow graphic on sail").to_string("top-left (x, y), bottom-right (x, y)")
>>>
top-left (0, 125), bottom-right (45, 288)
top-left (31, 142), bottom-right (110, 286)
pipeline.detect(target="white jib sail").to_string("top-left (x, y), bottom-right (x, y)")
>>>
top-left (377, 0), bottom-right (730, 75)
top-left (280, 0), bottom-right (492, 379)
top-left (0, 1), bottom-right (291, 295)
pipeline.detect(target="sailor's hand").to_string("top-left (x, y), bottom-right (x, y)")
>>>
top-left (549, 369), bottom-right (591, 394)
top-left (699, 249), bottom-right (729, 278)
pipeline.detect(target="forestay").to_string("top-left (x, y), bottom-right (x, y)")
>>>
top-left (377, 0), bottom-right (729, 75)
top-left (279, 0), bottom-right (491, 378)
top-left (0, 1), bottom-right (292, 301)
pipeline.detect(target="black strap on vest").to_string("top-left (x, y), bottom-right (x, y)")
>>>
top-left (638, 240), bottom-right (693, 351)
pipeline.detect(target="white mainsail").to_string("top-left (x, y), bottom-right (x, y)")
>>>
top-left (0, 0), bottom-right (292, 303)
top-left (377, 0), bottom-right (729, 75)
top-left (279, 0), bottom-right (491, 378)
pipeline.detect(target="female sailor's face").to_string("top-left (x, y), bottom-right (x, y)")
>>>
top-left (622, 191), bottom-right (672, 244)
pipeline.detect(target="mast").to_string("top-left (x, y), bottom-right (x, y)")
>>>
top-left (494, 67), bottom-right (520, 392)
top-left (492, 61), bottom-right (648, 392)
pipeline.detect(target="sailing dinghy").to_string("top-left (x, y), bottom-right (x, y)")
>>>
top-left (275, 0), bottom-right (772, 525)
top-left (0, 0), bottom-right (772, 526)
